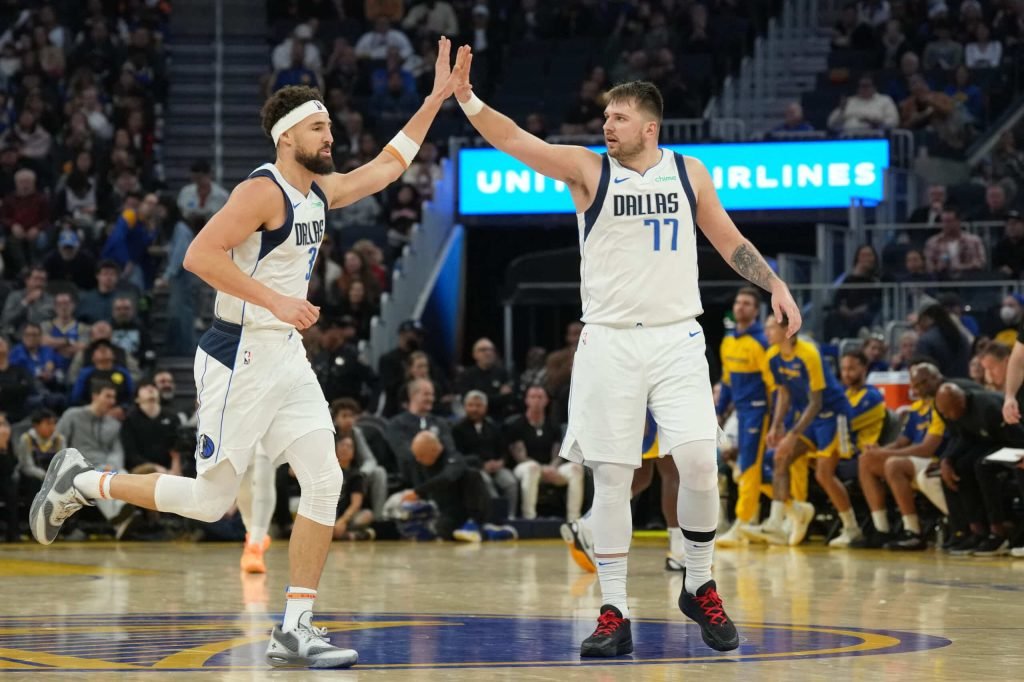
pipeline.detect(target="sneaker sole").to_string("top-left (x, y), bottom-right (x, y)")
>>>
top-left (741, 528), bottom-right (787, 545)
top-left (788, 507), bottom-right (815, 546)
top-left (665, 556), bottom-right (684, 572)
top-left (266, 651), bottom-right (359, 669)
top-left (560, 523), bottom-right (596, 573)
top-left (679, 596), bottom-right (740, 651)
top-left (29, 448), bottom-right (90, 545)
top-left (580, 637), bottom-right (633, 657)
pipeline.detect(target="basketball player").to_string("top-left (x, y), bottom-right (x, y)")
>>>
top-left (453, 64), bottom-right (801, 657)
top-left (30, 39), bottom-right (471, 669)
top-left (715, 287), bottom-right (774, 547)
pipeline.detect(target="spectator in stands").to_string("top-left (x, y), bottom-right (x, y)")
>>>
top-left (828, 75), bottom-right (899, 132)
top-left (544, 320), bottom-right (581, 400)
top-left (313, 317), bottom-right (376, 405)
top-left (885, 51), bottom-right (923, 104)
top-left (272, 38), bottom-right (325, 93)
top-left (176, 159), bottom-right (229, 225)
top-left (988, 131), bottom-right (1024, 187)
top-left (351, 239), bottom-right (389, 291)
top-left (923, 20), bottom-right (964, 69)
top-left (771, 102), bottom-right (814, 134)
top-left (370, 47), bottom-right (417, 97)
top-left (331, 398), bottom-right (389, 517)
top-left (271, 23), bottom-right (322, 72)
top-left (830, 245), bottom-right (882, 337)
top-left (70, 339), bottom-right (134, 408)
top-left (0, 144), bottom-right (20, 198)
top-left (452, 390), bottom-right (517, 516)
top-left (894, 247), bottom-right (931, 283)
top-left (332, 433), bottom-right (375, 541)
top-left (879, 18), bottom-right (910, 67)
top-left (518, 347), bottom-right (548, 398)
top-left (102, 191), bottom-right (158, 291)
top-left (10, 321), bottom-right (61, 397)
top-left (403, 1), bottom-right (459, 38)
top-left (401, 140), bottom-right (442, 200)
top-left (15, 409), bottom-right (64, 501)
top-left (561, 80), bottom-right (604, 136)
top-left (980, 343), bottom-right (1010, 393)
top-left (43, 230), bottom-right (96, 291)
top-left (121, 381), bottom-right (181, 473)
top-left (974, 183), bottom-right (1013, 221)
top-left (863, 334), bottom-right (889, 372)
top-left (41, 292), bottom-right (90, 376)
top-left (355, 18), bottom-right (413, 61)
top-left (1, 266), bottom-right (53, 336)
top-left (832, 3), bottom-right (878, 50)
top-left (993, 295), bottom-right (1024, 347)
top-left (110, 295), bottom-right (154, 371)
top-left (386, 378), bottom-right (458, 467)
top-left (0, 412), bottom-right (15, 541)
top-left (915, 303), bottom-right (971, 378)
top-left (889, 329), bottom-right (919, 370)
top-left (386, 183), bottom-right (421, 257)
top-left (857, 0), bottom-right (891, 28)
top-left (335, 249), bottom-right (381, 305)
top-left (381, 350), bottom-right (451, 418)
top-left (923, 205), bottom-right (986, 276)
top-left (78, 260), bottom-right (127, 324)
top-left (0, 336), bottom-right (34, 423)
top-left (508, 0), bottom-right (552, 42)
top-left (1, 111), bottom-right (51, 163)
top-left (379, 319), bottom-right (429, 396)
top-left (943, 65), bottom-right (983, 124)
top-left (369, 70), bottom-right (421, 133)
top-left (335, 279), bottom-right (377, 340)
top-left (898, 74), bottom-right (958, 138)
top-left (965, 22), bottom-right (1003, 68)
top-left (908, 183), bottom-right (947, 225)
top-left (155, 210), bottom-right (201, 357)
top-left (1, 168), bottom-right (50, 274)
top-left (457, 337), bottom-right (514, 416)
top-left (993, 211), bottom-right (1024, 277)
top-left (507, 385), bottom-right (583, 521)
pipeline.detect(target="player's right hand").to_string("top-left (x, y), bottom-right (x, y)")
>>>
top-left (270, 294), bottom-right (320, 330)
top-left (940, 458), bottom-right (959, 491)
top-left (452, 45), bottom-right (474, 103)
top-left (1004, 396), bottom-right (1020, 425)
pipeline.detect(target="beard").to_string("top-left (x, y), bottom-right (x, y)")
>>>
top-left (607, 133), bottom-right (644, 162)
top-left (295, 146), bottom-right (335, 175)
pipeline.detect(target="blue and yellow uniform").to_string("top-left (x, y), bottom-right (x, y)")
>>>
top-left (716, 321), bottom-right (773, 522)
top-left (767, 337), bottom-right (851, 459)
top-left (642, 409), bottom-right (659, 459)
top-left (846, 384), bottom-right (886, 454)
top-left (903, 398), bottom-right (946, 451)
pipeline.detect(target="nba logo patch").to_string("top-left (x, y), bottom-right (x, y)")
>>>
top-left (197, 435), bottom-right (215, 459)
top-left (243, 350), bottom-right (252, 365)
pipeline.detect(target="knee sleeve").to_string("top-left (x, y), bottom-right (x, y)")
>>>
top-left (155, 460), bottom-right (242, 523)
top-left (588, 461), bottom-right (634, 554)
top-left (671, 440), bottom-right (719, 492)
top-left (285, 429), bottom-right (343, 526)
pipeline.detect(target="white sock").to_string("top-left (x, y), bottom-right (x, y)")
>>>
top-left (74, 470), bottom-right (116, 501)
top-left (769, 500), bottom-right (785, 526)
top-left (683, 530), bottom-right (715, 595)
top-left (839, 509), bottom-right (857, 531)
top-left (871, 510), bottom-right (890, 533)
top-left (282, 586), bottom-right (316, 631)
top-left (596, 556), bottom-right (629, 618)
top-left (668, 527), bottom-right (684, 558)
top-left (902, 514), bottom-right (921, 535)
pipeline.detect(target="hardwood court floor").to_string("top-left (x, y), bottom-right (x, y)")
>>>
top-left (0, 536), bottom-right (1021, 680)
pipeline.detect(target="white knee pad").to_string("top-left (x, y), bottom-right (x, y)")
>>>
top-left (671, 440), bottom-right (719, 492)
top-left (514, 460), bottom-right (541, 481)
top-left (155, 460), bottom-right (242, 523)
top-left (285, 429), bottom-right (343, 526)
top-left (589, 461), bottom-right (634, 554)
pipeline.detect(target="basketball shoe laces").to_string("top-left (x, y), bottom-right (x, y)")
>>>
top-left (694, 588), bottom-right (728, 626)
top-left (54, 491), bottom-right (89, 524)
top-left (593, 610), bottom-right (624, 637)
top-left (296, 613), bottom-right (330, 643)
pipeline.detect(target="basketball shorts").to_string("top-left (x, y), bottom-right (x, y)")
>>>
top-left (787, 408), bottom-right (852, 459)
top-left (192, 319), bottom-right (333, 475)
top-left (910, 456), bottom-right (947, 515)
top-left (559, 317), bottom-right (717, 468)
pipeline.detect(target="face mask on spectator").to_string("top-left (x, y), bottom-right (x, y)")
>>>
top-left (1000, 305), bottom-right (1020, 325)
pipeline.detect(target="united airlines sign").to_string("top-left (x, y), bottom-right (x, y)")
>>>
top-left (457, 139), bottom-right (890, 215)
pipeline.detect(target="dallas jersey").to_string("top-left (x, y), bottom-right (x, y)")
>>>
top-left (577, 150), bottom-right (701, 327)
top-left (214, 162), bottom-right (327, 330)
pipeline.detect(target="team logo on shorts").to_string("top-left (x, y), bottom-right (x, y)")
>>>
top-left (243, 350), bottom-right (252, 365)
top-left (197, 435), bottom-right (215, 459)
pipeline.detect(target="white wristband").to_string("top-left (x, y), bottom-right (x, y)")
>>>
top-left (384, 130), bottom-right (419, 168)
top-left (459, 93), bottom-right (484, 116)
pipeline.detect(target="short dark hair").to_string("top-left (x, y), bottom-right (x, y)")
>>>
top-left (606, 80), bottom-right (663, 122)
top-left (97, 259), bottom-right (120, 274)
top-left (89, 377), bottom-right (116, 396)
top-left (261, 85), bottom-right (325, 140)
top-left (190, 159), bottom-right (211, 174)
top-left (942, 202), bottom-right (961, 216)
top-left (330, 398), bottom-right (361, 418)
top-left (736, 286), bottom-right (762, 305)
top-left (843, 350), bottom-right (869, 366)
top-left (20, 321), bottom-right (41, 334)
top-left (982, 342), bottom-right (1011, 361)
top-left (31, 408), bottom-right (56, 424)
top-left (135, 380), bottom-right (156, 397)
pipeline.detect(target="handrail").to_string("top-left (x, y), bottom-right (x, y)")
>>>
top-left (213, 0), bottom-right (224, 183)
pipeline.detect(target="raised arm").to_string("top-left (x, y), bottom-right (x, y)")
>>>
top-left (686, 156), bottom-right (802, 336)
top-left (320, 38), bottom-right (467, 210)
top-left (452, 49), bottom-right (600, 208)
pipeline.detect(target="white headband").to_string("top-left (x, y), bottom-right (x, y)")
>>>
top-left (270, 100), bottom-right (326, 146)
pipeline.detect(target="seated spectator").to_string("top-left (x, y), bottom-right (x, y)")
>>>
top-left (368, 71), bottom-right (420, 134)
top-left (974, 183), bottom-right (1013, 222)
top-left (944, 65), bottom-right (983, 124)
top-left (519, 346), bottom-right (548, 398)
top-left (43, 230), bottom-right (97, 291)
top-left (889, 330), bottom-right (919, 370)
top-left (312, 317), bottom-right (376, 405)
top-left (862, 334), bottom-right (889, 372)
top-left (332, 398), bottom-right (389, 517)
top-left (969, 353), bottom-right (988, 386)
top-left (355, 18), bottom-right (413, 61)
top-left (332, 433), bottom-right (375, 541)
top-left (895, 248), bottom-right (932, 282)
top-left (121, 382), bottom-right (181, 473)
top-left (370, 47), bottom-right (417, 96)
top-left (177, 159), bottom-right (229, 224)
top-left (78, 260), bottom-right (131, 324)
top-left (402, 0), bottom-right (458, 38)
top-left (400, 141), bottom-right (442, 201)
top-left (42, 292), bottom-right (90, 376)
top-left (272, 39), bottom-right (324, 93)
top-left (335, 280), bottom-right (377, 340)
top-left (907, 183), bottom-right (947, 225)
top-left (152, 370), bottom-right (192, 426)
top-left (0, 168), bottom-right (50, 275)
top-left (923, 20), bottom-right (964, 70)
top-left (827, 75), bottom-right (899, 132)
top-left (456, 337), bottom-right (514, 417)
top-left (1, 266), bottom-right (54, 336)
top-left (879, 18), bottom-right (910, 68)
top-left (979, 343), bottom-right (1010, 393)
top-left (0, 412), bottom-right (15, 541)
top-left (156, 213), bottom-right (201, 357)
top-left (898, 75), bottom-right (957, 133)
top-left (15, 408), bottom-right (64, 500)
top-left (993, 211), bottom-right (1024, 277)
top-left (351, 239), bottom-right (389, 292)
top-left (965, 22), bottom-right (1002, 68)
top-left (386, 378), bottom-right (456, 466)
top-left (70, 339), bottom-right (134, 408)
top-left (915, 304), bottom-right (971, 378)
top-left (923, 205), bottom-right (986, 277)
top-left (53, 154), bottom-right (103, 231)
top-left (110, 295), bottom-right (155, 370)
top-left (271, 23), bottom-right (322, 72)
top-left (856, 0), bottom-right (890, 29)
top-left (830, 245), bottom-right (881, 337)
top-left (9, 321), bottom-right (62, 395)
top-left (387, 184), bottom-right (421, 256)
top-left (379, 319), bottom-right (428, 395)
top-left (381, 350), bottom-right (451, 418)
top-left (506, 385), bottom-right (583, 521)
top-left (102, 192), bottom-right (158, 291)
top-left (771, 102), bottom-right (814, 134)
top-left (452, 390), bottom-right (517, 516)
top-left (832, 3), bottom-right (872, 49)
top-left (1, 111), bottom-right (52, 164)
top-left (560, 80), bottom-right (604, 136)
top-left (993, 295), bottom-right (1024, 347)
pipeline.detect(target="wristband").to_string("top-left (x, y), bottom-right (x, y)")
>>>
top-left (383, 131), bottom-right (419, 169)
top-left (459, 93), bottom-right (484, 116)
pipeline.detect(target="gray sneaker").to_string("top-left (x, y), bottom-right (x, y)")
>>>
top-left (265, 613), bottom-right (358, 669)
top-left (29, 449), bottom-right (94, 545)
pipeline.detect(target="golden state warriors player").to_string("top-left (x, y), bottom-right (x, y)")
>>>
top-left (454, 61), bottom-right (802, 657)
top-left (30, 39), bottom-right (471, 670)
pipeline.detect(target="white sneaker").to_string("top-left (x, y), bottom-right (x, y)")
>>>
top-left (787, 502), bottom-right (815, 546)
top-left (741, 520), bottom-right (788, 546)
top-left (1010, 546), bottom-right (1024, 558)
top-left (265, 613), bottom-right (358, 669)
top-left (29, 448), bottom-right (94, 545)
top-left (560, 520), bottom-right (596, 573)
top-left (828, 526), bottom-right (863, 548)
top-left (665, 553), bottom-right (685, 571)
top-left (717, 522), bottom-right (749, 547)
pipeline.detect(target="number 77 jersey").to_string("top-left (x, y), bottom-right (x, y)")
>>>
top-left (213, 162), bottom-right (327, 331)
top-left (576, 150), bottom-right (702, 328)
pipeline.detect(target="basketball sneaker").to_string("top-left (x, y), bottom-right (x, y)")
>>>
top-left (265, 613), bottom-right (358, 669)
top-left (678, 570), bottom-right (740, 651)
top-left (560, 520), bottom-right (596, 573)
top-left (29, 448), bottom-right (94, 545)
top-left (665, 554), bottom-right (685, 571)
top-left (716, 521), bottom-right (749, 547)
top-left (849, 528), bottom-right (893, 548)
top-left (884, 529), bottom-right (927, 551)
top-left (740, 520), bottom-right (787, 546)
top-left (971, 534), bottom-right (1010, 557)
top-left (787, 501), bottom-right (815, 546)
top-left (828, 526), bottom-right (863, 548)
top-left (1010, 545), bottom-right (1024, 558)
top-left (482, 523), bottom-right (518, 541)
top-left (948, 533), bottom-right (985, 556)
top-left (579, 605), bottom-right (633, 657)
top-left (241, 533), bottom-right (272, 574)
top-left (453, 519), bottom-right (482, 542)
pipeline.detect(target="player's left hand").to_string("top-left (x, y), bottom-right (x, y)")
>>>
top-left (771, 282), bottom-right (802, 338)
top-left (429, 38), bottom-right (471, 101)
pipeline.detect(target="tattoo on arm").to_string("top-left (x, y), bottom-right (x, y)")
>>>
top-left (731, 242), bottom-right (778, 292)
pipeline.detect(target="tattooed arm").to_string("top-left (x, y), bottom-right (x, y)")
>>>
top-left (685, 156), bottom-right (802, 336)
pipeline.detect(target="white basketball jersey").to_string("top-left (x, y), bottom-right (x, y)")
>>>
top-left (576, 150), bottom-right (702, 328)
top-left (213, 163), bottom-right (327, 330)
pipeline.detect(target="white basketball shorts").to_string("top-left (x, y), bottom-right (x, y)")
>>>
top-left (192, 319), bottom-right (333, 475)
top-left (558, 317), bottom-right (717, 468)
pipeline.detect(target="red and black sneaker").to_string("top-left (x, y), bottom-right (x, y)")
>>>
top-left (678, 571), bottom-right (740, 652)
top-left (580, 604), bottom-right (633, 657)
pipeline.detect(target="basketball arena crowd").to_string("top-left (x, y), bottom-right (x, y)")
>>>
top-left (1, 1), bottom-right (1024, 562)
